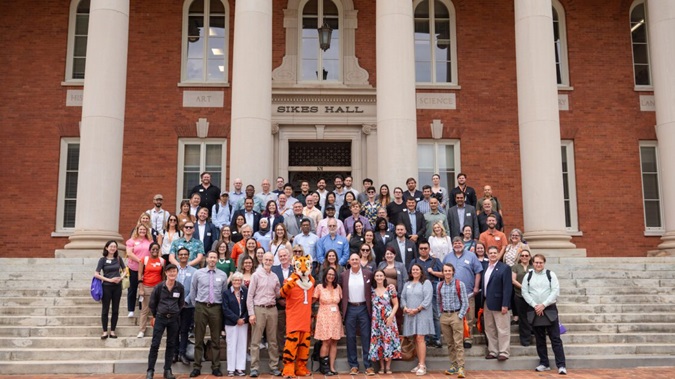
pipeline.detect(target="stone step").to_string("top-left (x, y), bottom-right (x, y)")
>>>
top-left (561, 294), bottom-right (675, 304)
top-left (0, 296), bottom-right (95, 307)
top-left (556, 257), bottom-right (675, 264)
top-left (556, 303), bottom-right (673, 313)
top-left (553, 270), bottom-right (675, 279)
top-left (560, 322), bottom-right (675, 333)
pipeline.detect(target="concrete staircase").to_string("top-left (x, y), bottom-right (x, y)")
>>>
top-left (1, 256), bottom-right (674, 374)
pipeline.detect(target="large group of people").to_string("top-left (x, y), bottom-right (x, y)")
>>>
top-left (94, 172), bottom-right (568, 378)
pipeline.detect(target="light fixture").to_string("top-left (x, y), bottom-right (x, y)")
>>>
top-left (318, 22), bottom-right (333, 51)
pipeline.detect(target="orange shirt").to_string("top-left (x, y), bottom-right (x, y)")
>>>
top-left (283, 275), bottom-right (315, 333)
top-left (231, 240), bottom-right (261, 265)
top-left (142, 256), bottom-right (164, 286)
top-left (479, 229), bottom-right (508, 253)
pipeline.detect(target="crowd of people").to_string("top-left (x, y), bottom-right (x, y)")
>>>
top-left (94, 172), bottom-right (568, 379)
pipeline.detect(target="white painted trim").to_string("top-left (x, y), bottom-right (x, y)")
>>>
top-left (177, 82), bottom-right (230, 88)
top-left (180, 0), bottom-right (230, 85)
top-left (552, 0), bottom-right (570, 87)
top-left (561, 140), bottom-right (579, 233)
top-left (412, 0), bottom-right (458, 85)
top-left (638, 141), bottom-right (665, 233)
top-left (630, 0), bottom-right (652, 87)
top-left (417, 139), bottom-right (461, 187)
top-left (176, 138), bottom-right (228, 212)
top-left (55, 137), bottom-right (80, 233)
top-left (64, 0), bottom-right (87, 83)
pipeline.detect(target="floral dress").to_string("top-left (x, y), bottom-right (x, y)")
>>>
top-left (368, 285), bottom-right (402, 361)
top-left (313, 284), bottom-right (344, 341)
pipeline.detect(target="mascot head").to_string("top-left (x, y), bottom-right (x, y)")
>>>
top-left (292, 255), bottom-right (314, 290)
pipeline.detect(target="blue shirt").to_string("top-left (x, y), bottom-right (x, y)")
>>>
top-left (442, 250), bottom-right (483, 294)
top-left (293, 232), bottom-right (320, 260)
top-left (315, 234), bottom-right (350, 266)
top-left (176, 265), bottom-right (198, 308)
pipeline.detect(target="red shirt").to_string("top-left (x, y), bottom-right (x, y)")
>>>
top-left (142, 257), bottom-right (164, 286)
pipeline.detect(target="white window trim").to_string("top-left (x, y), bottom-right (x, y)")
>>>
top-left (54, 138), bottom-right (80, 235)
top-left (413, 0), bottom-right (459, 87)
top-left (561, 140), bottom-right (581, 235)
top-left (297, 0), bottom-right (343, 84)
top-left (179, 0), bottom-right (230, 85)
top-left (552, 0), bottom-right (570, 88)
top-left (630, 0), bottom-right (654, 91)
top-left (176, 138), bottom-right (228, 212)
top-left (64, 0), bottom-right (87, 84)
top-left (417, 139), bottom-right (461, 186)
top-left (639, 141), bottom-right (664, 236)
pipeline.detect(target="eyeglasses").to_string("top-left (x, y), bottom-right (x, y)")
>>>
top-left (293, 250), bottom-right (303, 253)
top-left (360, 248), bottom-right (371, 252)
top-left (184, 226), bottom-right (194, 229)
top-left (328, 225), bottom-right (337, 228)
top-left (419, 247), bottom-right (429, 250)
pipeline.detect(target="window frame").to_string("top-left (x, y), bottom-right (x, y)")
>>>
top-left (54, 138), bottom-right (80, 235)
top-left (561, 140), bottom-right (580, 235)
top-left (630, 0), bottom-right (653, 90)
top-left (180, 0), bottom-right (230, 86)
top-left (64, 0), bottom-right (89, 84)
top-left (298, 0), bottom-right (343, 84)
top-left (638, 141), bottom-right (664, 235)
top-left (552, 0), bottom-right (570, 88)
top-left (176, 138), bottom-right (228, 211)
top-left (417, 139), bottom-right (461, 190)
top-left (413, 0), bottom-right (459, 87)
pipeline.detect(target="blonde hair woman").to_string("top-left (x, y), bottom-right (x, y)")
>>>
top-left (428, 221), bottom-right (452, 262)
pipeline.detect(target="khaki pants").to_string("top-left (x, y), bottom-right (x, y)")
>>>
top-left (138, 284), bottom-right (156, 333)
top-left (483, 307), bottom-right (511, 358)
top-left (440, 312), bottom-right (465, 367)
top-left (250, 305), bottom-right (279, 372)
top-left (463, 297), bottom-right (475, 343)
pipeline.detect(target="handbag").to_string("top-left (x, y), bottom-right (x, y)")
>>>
top-left (400, 336), bottom-right (417, 361)
top-left (122, 267), bottom-right (130, 290)
top-left (91, 277), bottom-right (103, 302)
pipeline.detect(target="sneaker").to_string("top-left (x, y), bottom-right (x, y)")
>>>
top-left (227, 372), bottom-right (234, 377)
top-left (249, 370), bottom-right (259, 378)
top-left (416, 365), bottom-right (427, 376)
top-left (235, 370), bottom-right (247, 377)
top-left (365, 368), bottom-right (375, 376)
top-left (128, 311), bottom-right (135, 317)
top-left (463, 341), bottom-right (472, 349)
top-left (349, 368), bottom-right (359, 375)
top-left (444, 364), bottom-right (458, 375)
top-left (558, 367), bottom-right (567, 375)
top-left (410, 365), bottom-right (420, 373)
top-left (457, 367), bottom-right (465, 379)
top-left (535, 365), bottom-right (551, 372)
top-left (137, 331), bottom-right (144, 338)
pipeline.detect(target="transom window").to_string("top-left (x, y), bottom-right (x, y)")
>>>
top-left (552, 0), bottom-right (570, 86)
top-left (301, 0), bottom-right (340, 82)
top-left (630, 0), bottom-right (651, 87)
top-left (181, 0), bottom-right (228, 83)
top-left (65, 0), bottom-right (90, 81)
top-left (414, 0), bottom-right (457, 85)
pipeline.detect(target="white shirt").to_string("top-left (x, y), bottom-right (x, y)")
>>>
top-left (147, 208), bottom-right (169, 232)
top-left (197, 222), bottom-right (206, 244)
top-left (484, 263), bottom-right (496, 294)
top-left (244, 211), bottom-right (255, 229)
top-left (348, 269), bottom-right (366, 303)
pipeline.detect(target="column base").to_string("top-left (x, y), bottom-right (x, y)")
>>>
top-left (523, 230), bottom-right (576, 249)
top-left (657, 231), bottom-right (675, 251)
top-left (63, 230), bottom-right (125, 252)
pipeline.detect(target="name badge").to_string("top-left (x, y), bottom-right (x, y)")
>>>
top-left (106, 260), bottom-right (112, 264)
top-left (207, 233), bottom-right (211, 236)
top-left (407, 285), bottom-right (412, 289)
top-left (186, 273), bottom-right (192, 277)
top-left (495, 237), bottom-right (501, 241)
top-left (330, 306), bottom-right (337, 312)
top-left (466, 213), bottom-right (472, 216)
top-left (407, 248), bottom-right (412, 252)
top-left (216, 278), bottom-right (222, 282)
top-left (397, 270), bottom-right (401, 275)
top-left (337, 241), bottom-right (343, 245)
top-left (199, 189), bottom-right (204, 192)
top-left (173, 292), bottom-right (180, 298)
top-left (464, 259), bottom-right (470, 264)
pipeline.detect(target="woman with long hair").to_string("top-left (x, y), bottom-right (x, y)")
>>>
top-left (212, 225), bottom-right (234, 253)
top-left (262, 200), bottom-right (284, 231)
top-left (125, 223), bottom-right (153, 317)
top-left (323, 192), bottom-right (337, 218)
top-left (338, 191), bottom-right (356, 221)
top-left (237, 255), bottom-right (255, 288)
top-left (137, 242), bottom-right (164, 338)
top-left (368, 269), bottom-right (401, 373)
top-left (215, 241), bottom-right (236, 278)
top-left (377, 246), bottom-right (408, 330)
top-left (358, 243), bottom-right (376, 272)
top-left (177, 200), bottom-right (195, 230)
top-left (94, 240), bottom-right (126, 339)
top-left (503, 228), bottom-right (528, 267)
top-left (428, 221), bottom-right (452, 262)
top-left (131, 212), bottom-right (159, 242)
top-left (348, 220), bottom-right (366, 255)
top-left (230, 214), bottom-right (246, 244)
top-left (158, 214), bottom-right (182, 262)
top-left (269, 223), bottom-right (292, 265)
top-left (401, 264), bottom-right (434, 376)
top-left (317, 249), bottom-right (343, 285)
top-left (313, 267), bottom-right (343, 376)
top-left (377, 184), bottom-right (392, 208)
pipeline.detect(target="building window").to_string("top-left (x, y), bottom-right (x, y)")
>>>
top-left (417, 140), bottom-right (461, 190)
top-left (56, 138), bottom-right (80, 232)
top-left (561, 141), bottom-right (579, 233)
top-left (639, 142), bottom-right (663, 233)
top-left (181, 0), bottom-right (229, 83)
top-left (65, 0), bottom-right (90, 81)
top-left (414, 0), bottom-right (457, 85)
top-left (301, 0), bottom-right (340, 82)
top-left (552, 0), bottom-right (570, 86)
top-left (177, 139), bottom-right (227, 207)
top-left (630, 0), bottom-right (651, 87)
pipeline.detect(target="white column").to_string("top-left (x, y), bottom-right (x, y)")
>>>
top-left (514, 0), bottom-right (575, 249)
top-left (63, 0), bottom-right (129, 252)
top-left (376, 0), bottom-right (418, 186)
top-left (230, 0), bottom-right (273, 186)
top-left (648, 1), bottom-right (675, 250)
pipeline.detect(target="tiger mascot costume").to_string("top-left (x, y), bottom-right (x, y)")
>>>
top-left (279, 255), bottom-right (315, 378)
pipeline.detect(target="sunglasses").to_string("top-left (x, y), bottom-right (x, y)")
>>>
top-left (184, 226), bottom-right (194, 229)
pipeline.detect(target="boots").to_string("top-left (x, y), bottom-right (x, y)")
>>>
top-left (319, 356), bottom-right (333, 376)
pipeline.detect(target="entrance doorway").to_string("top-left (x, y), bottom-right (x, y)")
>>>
top-left (288, 141), bottom-right (351, 192)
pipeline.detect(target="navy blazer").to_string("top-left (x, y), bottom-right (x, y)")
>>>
top-left (399, 209), bottom-right (427, 241)
top-left (386, 238), bottom-right (418, 270)
top-left (447, 204), bottom-right (480, 239)
top-left (230, 209), bottom-right (262, 233)
top-left (271, 264), bottom-right (294, 286)
top-left (222, 286), bottom-right (249, 326)
top-left (340, 268), bottom-right (373, 316)
top-left (193, 221), bottom-right (220, 253)
top-left (481, 261), bottom-right (512, 311)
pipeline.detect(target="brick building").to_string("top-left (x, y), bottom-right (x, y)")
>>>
top-left (1, 0), bottom-right (673, 258)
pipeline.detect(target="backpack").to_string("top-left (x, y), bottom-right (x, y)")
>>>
top-left (526, 269), bottom-right (551, 287)
top-left (91, 277), bottom-right (103, 302)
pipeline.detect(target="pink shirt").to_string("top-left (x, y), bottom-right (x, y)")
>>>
top-left (125, 238), bottom-right (152, 271)
top-left (246, 268), bottom-right (280, 316)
